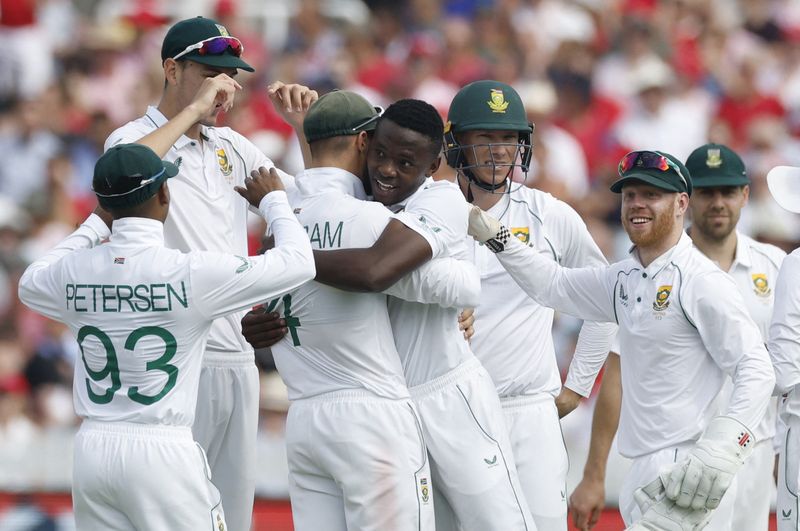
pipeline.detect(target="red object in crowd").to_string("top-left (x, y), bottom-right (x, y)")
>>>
top-left (0, 0), bottom-right (35, 27)
top-left (716, 94), bottom-right (786, 148)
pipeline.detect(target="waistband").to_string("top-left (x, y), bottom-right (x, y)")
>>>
top-left (79, 420), bottom-right (193, 441)
top-left (201, 350), bottom-right (255, 367)
top-left (500, 393), bottom-right (554, 410)
top-left (292, 388), bottom-right (411, 405)
top-left (409, 356), bottom-right (484, 398)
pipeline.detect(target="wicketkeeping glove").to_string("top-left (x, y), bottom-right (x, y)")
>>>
top-left (626, 475), bottom-right (712, 531)
top-left (467, 205), bottom-right (510, 253)
top-left (664, 416), bottom-right (754, 510)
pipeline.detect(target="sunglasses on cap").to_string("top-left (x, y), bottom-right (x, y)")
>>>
top-left (172, 36), bottom-right (244, 61)
top-left (350, 106), bottom-right (384, 132)
top-left (94, 168), bottom-right (167, 198)
top-left (618, 151), bottom-right (689, 190)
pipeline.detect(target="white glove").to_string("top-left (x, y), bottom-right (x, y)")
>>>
top-left (664, 416), bottom-right (754, 510)
top-left (626, 476), bottom-right (712, 531)
top-left (467, 205), bottom-right (509, 253)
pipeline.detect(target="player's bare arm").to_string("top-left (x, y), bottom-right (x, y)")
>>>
top-left (569, 352), bottom-right (621, 531)
top-left (313, 219), bottom-right (433, 292)
top-left (267, 80), bottom-right (319, 167)
top-left (137, 71), bottom-right (242, 156)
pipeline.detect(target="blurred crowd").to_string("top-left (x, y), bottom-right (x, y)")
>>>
top-left (2, 0), bottom-right (800, 505)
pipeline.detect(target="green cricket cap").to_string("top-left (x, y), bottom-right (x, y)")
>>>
top-left (684, 143), bottom-right (749, 188)
top-left (610, 150), bottom-right (693, 195)
top-left (161, 16), bottom-right (254, 72)
top-left (93, 144), bottom-right (179, 209)
top-left (303, 90), bottom-right (382, 143)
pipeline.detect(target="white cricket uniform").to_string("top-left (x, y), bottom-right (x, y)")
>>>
top-left (712, 232), bottom-right (784, 531)
top-left (17, 193), bottom-right (314, 531)
top-left (491, 231), bottom-right (774, 529)
top-left (105, 107), bottom-right (295, 531)
top-left (270, 168), bottom-right (481, 531)
top-left (390, 179), bottom-right (535, 531)
top-left (769, 248), bottom-right (800, 531)
top-left (469, 187), bottom-right (616, 531)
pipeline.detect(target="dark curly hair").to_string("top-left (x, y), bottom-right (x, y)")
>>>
top-left (379, 99), bottom-right (444, 157)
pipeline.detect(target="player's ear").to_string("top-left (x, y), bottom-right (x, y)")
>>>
top-left (742, 184), bottom-right (750, 204)
top-left (157, 182), bottom-right (170, 206)
top-left (356, 131), bottom-right (369, 153)
top-left (677, 192), bottom-right (689, 215)
top-left (426, 154), bottom-right (441, 177)
top-left (163, 58), bottom-right (179, 87)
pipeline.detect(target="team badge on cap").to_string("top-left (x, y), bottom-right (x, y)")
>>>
top-left (215, 24), bottom-right (229, 37)
top-left (511, 227), bottom-right (530, 244)
top-left (706, 148), bottom-right (722, 168)
top-left (752, 273), bottom-right (771, 297)
top-left (653, 285), bottom-right (672, 311)
top-left (487, 89), bottom-right (509, 113)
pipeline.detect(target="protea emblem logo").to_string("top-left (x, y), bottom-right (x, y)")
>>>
top-left (487, 89), bottom-right (509, 113)
top-left (653, 285), bottom-right (672, 311)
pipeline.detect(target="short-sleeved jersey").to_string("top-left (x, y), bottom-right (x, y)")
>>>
top-left (389, 178), bottom-right (475, 386)
top-left (17, 194), bottom-right (313, 426)
top-left (269, 168), bottom-right (410, 401)
top-left (495, 231), bottom-right (774, 458)
top-left (719, 232), bottom-right (785, 441)
top-left (469, 186), bottom-right (616, 398)
top-left (105, 107), bottom-right (297, 360)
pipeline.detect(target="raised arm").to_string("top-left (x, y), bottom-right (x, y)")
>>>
top-left (18, 210), bottom-right (111, 320)
top-left (468, 205), bottom-right (617, 323)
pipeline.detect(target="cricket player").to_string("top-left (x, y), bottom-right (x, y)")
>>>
top-left (307, 99), bottom-right (535, 530)
top-left (264, 91), bottom-right (482, 531)
top-left (17, 144), bottom-right (315, 530)
top-left (467, 149), bottom-right (775, 529)
top-left (443, 79), bottom-right (617, 531)
top-left (104, 17), bottom-right (317, 530)
top-left (570, 143), bottom-right (785, 531)
top-left (766, 164), bottom-right (800, 531)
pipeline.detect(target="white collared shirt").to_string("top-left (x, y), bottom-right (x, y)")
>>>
top-left (717, 231), bottom-right (784, 441)
top-left (105, 107), bottom-right (297, 362)
top-left (494, 231), bottom-right (774, 457)
top-left (270, 170), bottom-right (480, 400)
top-left (469, 186), bottom-right (617, 398)
top-left (18, 194), bottom-right (314, 426)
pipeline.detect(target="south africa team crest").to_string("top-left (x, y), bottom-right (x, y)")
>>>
top-left (487, 89), bottom-right (509, 113)
top-left (752, 273), bottom-right (771, 297)
top-left (511, 227), bottom-right (529, 244)
top-left (419, 477), bottom-right (430, 504)
top-left (653, 285), bottom-right (672, 311)
top-left (216, 147), bottom-right (233, 178)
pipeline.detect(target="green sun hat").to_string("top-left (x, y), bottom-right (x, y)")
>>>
top-left (610, 150), bottom-right (693, 195)
top-left (684, 143), bottom-right (749, 188)
top-left (161, 16), bottom-right (254, 72)
top-left (303, 90), bottom-right (382, 143)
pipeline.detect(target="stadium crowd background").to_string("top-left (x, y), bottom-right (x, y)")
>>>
top-left (2, 0), bottom-right (800, 528)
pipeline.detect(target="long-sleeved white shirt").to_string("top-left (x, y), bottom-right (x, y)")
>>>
top-left (469, 186), bottom-right (617, 398)
top-left (270, 169), bottom-right (480, 400)
top-left (494, 230), bottom-right (775, 457)
top-left (18, 192), bottom-right (314, 426)
top-left (769, 248), bottom-right (800, 421)
top-left (105, 106), bottom-right (301, 364)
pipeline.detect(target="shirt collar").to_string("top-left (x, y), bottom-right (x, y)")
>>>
top-left (389, 176), bottom-right (434, 213)
top-left (629, 231), bottom-right (693, 277)
top-left (109, 217), bottom-right (165, 247)
top-left (295, 167), bottom-right (367, 199)
top-left (731, 230), bottom-right (752, 270)
top-left (146, 106), bottom-right (209, 150)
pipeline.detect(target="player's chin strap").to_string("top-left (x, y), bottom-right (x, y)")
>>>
top-left (459, 167), bottom-right (511, 204)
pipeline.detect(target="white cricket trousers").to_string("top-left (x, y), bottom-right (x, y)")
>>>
top-left (73, 420), bottom-right (226, 531)
top-left (619, 442), bottom-right (737, 530)
top-left (193, 354), bottom-right (259, 531)
top-left (778, 414), bottom-right (800, 530)
top-left (286, 389), bottom-right (434, 531)
top-left (410, 356), bottom-right (536, 531)
top-left (502, 394), bottom-right (568, 531)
